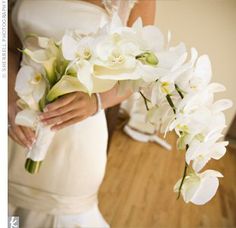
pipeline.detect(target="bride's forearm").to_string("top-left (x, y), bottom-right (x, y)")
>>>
top-left (99, 84), bottom-right (132, 110)
top-left (8, 11), bottom-right (22, 106)
top-left (8, 49), bottom-right (20, 105)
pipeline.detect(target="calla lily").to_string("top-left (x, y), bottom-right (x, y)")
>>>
top-left (46, 74), bottom-right (117, 102)
top-left (94, 61), bottom-right (160, 82)
top-left (15, 65), bottom-right (46, 110)
top-left (22, 38), bottom-right (60, 85)
top-left (174, 170), bottom-right (223, 205)
top-left (23, 49), bottom-right (57, 85)
top-left (46, 75), bottom-right (87, 102)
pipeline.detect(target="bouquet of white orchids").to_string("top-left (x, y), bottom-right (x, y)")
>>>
top-left (14, 14), bottom-right (232, 205)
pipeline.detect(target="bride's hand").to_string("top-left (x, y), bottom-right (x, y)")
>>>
top-left (39, 92), bottom-right (98, 131)
top-left (8, 102), bottom-right (36, 149)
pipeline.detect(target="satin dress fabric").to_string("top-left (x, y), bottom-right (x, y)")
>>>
top-left (9, 0), bottom-right (111, 227)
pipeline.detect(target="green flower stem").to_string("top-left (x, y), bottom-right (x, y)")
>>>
top-left (168, 87), bottom-right (189, 199)
top-left (177, 161), bottom-right (188, 199)
top-left (139, 91), bottom-right (150, 111)
top-left (166, 94), bottom-right (176, 114)
top-left (177, 144), bottom-right (189, 199)
top-left (25, 158), bottom-right (43, 174)
top-left (175, 84), bottom-right (184, 99)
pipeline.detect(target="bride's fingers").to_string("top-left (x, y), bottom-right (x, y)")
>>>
top-left (12, 125), bottom-right (32, 148)
top-left (44, 92), bottom-right (80, 112)
top-left (8, 127), bottom-right (25, 147)
top-left (21, 127), bottom-right (36, 143)
top-left (51, 116), bottom-right (86, 131)
top-left (43, 109), bottom-right (84, 126)
top-left (39, 100), bottom-right (77, 120)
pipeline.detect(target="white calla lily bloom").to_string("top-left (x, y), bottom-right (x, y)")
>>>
top-left (174, 170), bottom-right (223, 205)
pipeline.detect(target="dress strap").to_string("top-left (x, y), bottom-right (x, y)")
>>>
top-left (102, 0), bottom-right (138, 25)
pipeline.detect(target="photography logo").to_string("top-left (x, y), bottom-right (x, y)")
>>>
top-left (8, 216), bottom-right (19, 228)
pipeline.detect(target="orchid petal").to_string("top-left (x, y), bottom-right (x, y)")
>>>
top-left (212, 99), bottom-right (233, 113)
top-left (194, 55), bottom-right (212, 84)
top-left (142, 26), bottom-right (164, 51)
top-left (62, 34), bottom-right (78, 60)
top-left (132, 17), bottom-right (143, 32)
top-left (191, 175), bottom-right (219, 205)
top-left (76, 60), bottom-right (93, 93)
top-left (211, 141), bottom-right (228, 160)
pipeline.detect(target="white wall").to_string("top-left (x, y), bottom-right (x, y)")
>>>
top-left (156, 0), bottom-right (236, 133)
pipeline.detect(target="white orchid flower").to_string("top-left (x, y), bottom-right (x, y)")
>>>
top-left (93, 33), bottom-right (138, 79)
top-left (186, 136), bottom-right (228, 172)
top-left (62, 33), bottom-right (99, 93)
top-left (94, 14), bottom-right (164, 83)
top-left (15, 65), bottom-right (46, 110)
top-left (147, 99), bottom-right (176, 135)
top-left (120, 15), bottom-right (164, 52)
top-left (174, 170), bottom-right (223, 205)
top-left (176, 53), bottom-right (212, 93)
top-left (148, 43), bottom-right (188, 97)
top-left (169, 101), bottom-right (230, 147)
top-left (168, 89), bottom-right (232, 151)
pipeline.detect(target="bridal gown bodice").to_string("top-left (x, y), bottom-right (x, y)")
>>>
top-left (12, 0), bottom-right (110, 41)
top-left (9, 0), bottom-right (111, 215)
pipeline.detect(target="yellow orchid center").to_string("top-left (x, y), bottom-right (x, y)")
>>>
top-left (112, 33), bottom-right (121, 44)
top-left (161, 82), bottom-right (170, 94)
top-left (109, 50), bottom-right (125, 65)
top-left (197, 155), bottom-right (205, 161)
top-left (83, 47), bottom-right (92, 60)
top-left (75, 51), bottom-right (81, 60)
top-left (195, 133), bottom-right (205, 142)
top-left (177, 124), bottom-right (189, 134)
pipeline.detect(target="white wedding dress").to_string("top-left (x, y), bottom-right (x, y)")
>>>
top-left (9, 0), bottom-right (136, 227)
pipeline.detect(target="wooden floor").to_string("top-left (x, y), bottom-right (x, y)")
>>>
top-left (98, 130), bottom-right (236, 228)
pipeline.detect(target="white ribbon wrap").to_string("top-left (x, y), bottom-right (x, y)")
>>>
top-left (15, 109), bottom-right (56, 161)
top-left (27, 122), bottom-right (55, 161)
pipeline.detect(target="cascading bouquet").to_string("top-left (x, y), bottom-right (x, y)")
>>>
top-left (14, 14), bottom-right (232, 205)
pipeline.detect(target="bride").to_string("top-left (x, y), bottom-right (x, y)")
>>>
top-left (8, 0), bottom-right (156, 227)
